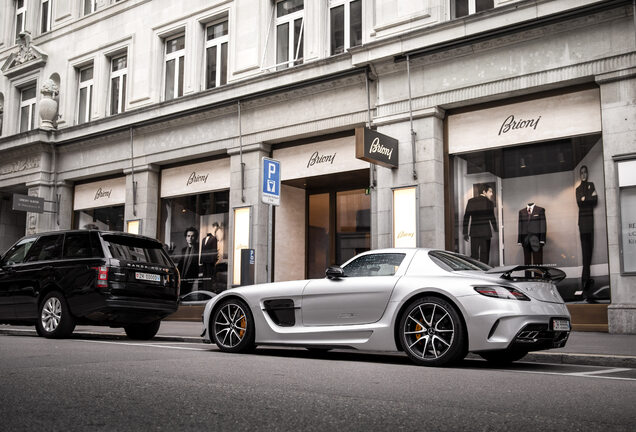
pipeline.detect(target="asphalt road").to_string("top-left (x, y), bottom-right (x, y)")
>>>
top-left (1, 334), bottom-right (635, 431)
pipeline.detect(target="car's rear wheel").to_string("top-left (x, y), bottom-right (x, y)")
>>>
top-left (399, 296), bottom-right (466, 367)
top-left (212, 298), bottom-right (255, 353)
top-left (478, 349), bottom-right (528, 365)
top-left (36, 291), bottom-right (76, 339)
top-left (124, 320), bottom-right (161, 340)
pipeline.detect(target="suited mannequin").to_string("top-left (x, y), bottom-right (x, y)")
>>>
top-left (576, 165), bottom-right (597, 300)
top-left (177, 227), bottom-right (200, 295)
top-left (201, 223), bottom-right (219, 283)
top-left (462, 184), bottom-right (498, 264)
top-left (518, 203), bottom-right (546, 266)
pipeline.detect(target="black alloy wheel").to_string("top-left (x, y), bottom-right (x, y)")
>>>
top-left (36, 291), bottom-right (76, 339)
top-left (212, 298), bottom-right (255, 353)
top-left (399, 296), bottom-right (467, 367)
top-left (124, 320), bottom-right (162, 340)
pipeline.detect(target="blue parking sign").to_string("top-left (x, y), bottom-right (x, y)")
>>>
top-left (262, 157), bottom-right (281, 206)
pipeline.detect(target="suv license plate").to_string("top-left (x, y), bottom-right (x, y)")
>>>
top-left (552, 318), bottom-right (570, 331)
top-left (135, 272), bottom-right (161, 282)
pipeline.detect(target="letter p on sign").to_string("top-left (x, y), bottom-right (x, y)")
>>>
top-left (262, 157), bottom-right (281, 206)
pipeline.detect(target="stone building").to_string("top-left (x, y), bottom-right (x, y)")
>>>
top-left (0, 0), bottom-right (634, 332)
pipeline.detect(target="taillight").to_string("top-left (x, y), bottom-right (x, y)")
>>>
top-left (473, 285), bottom-right (530, 301)
top-left (91, 266), bottom-right (109, 288)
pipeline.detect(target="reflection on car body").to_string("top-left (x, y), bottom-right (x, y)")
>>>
top-left (201, 248), bottom-right (571, 367)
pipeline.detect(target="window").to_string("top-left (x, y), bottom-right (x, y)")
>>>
top-left (454, 0), bottom-right (494, 18)
top-left (77, 65), bottom-right (93, 124)
top-left (83, 0), bottom-right (97, 15)
top-left (109, 55), bottom-right (127, 115)
top-left (63, 232), bottom-right (92, 259)
top-left (205, 20), bottom-right (228, 89)
top-left (15, 0), bottom-right (27, 41)
top-left (41, 0), bottom-right (51, 34)
top-left (275, 0), bottom-right (304, 70)
top-left (164, 34), bottom-right (185, 100)
top-left (19, 85), bottom-right (37, 132)
top-left (1, 237), bottom-right (36, 265)
top-left (329, 0), bottom-right (361, 55)
top-left (25, 235), bottom-right (64, 262)
top-left (429, 250), bottom-right (491, 272)
top-left (342, 253), bottom-right (405, 277)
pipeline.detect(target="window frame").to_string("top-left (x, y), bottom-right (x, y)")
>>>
top-left (204, 18), bottom-right (229, 90)
top-left (77, 64), bottom-right (94, 124)
top-left (164, 34), bottom-right (185, 101)
top-left (109, 54), bottom-right (127, 115)
top-left (275, 0), bottom-right (304, 70)
top-left (15, 0), bottom-right (27, 42)
top-left (83, 0), bottom-right (97, 16)
top-left (40, 0), bottom-right (52, 34)
top-left (453, 0), bottom-right (494, 19)
top-left (329, 0), bottom-right (362, 56)
top-left (19, 84), bottom-right (37, 132)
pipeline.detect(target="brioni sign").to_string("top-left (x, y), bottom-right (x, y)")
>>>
top-left (355, 127), bottom-right (399, 169)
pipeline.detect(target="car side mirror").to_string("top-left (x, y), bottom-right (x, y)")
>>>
top-left (326, 266), bottom-right (344, 279)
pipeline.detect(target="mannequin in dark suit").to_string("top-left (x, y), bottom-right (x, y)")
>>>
top-left (576, 165), bottom-right (597, 299)
top-left (201, 223), bottom-right (219, 282)
top-left (177, 227), bottom-right (200, 295)
top-left (462, 184), bottom-right (498, 264)
top-left (518, 203), bottom-right (546, 266)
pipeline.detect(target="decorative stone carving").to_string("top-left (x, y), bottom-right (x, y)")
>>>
top-left (40, 79), bottom-right (59, 130)
top-left (1, 31), bottom-right (48, 79)
top-left (14, 32), bottom-right (37, 66)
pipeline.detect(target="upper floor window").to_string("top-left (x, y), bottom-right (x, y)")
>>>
top-left (83, 0), bottom-right (97, 16)
top-left (15, 0), bottom-right (27, 42)
top-left (109, 55), bottom-right (127, 115)
top-left (329, 0), bottom-right (361, 55)
top-left (205, 20), bottom-right (228, 89)
top-left (19, 85), bottom-right (37, 132)
top-left (164, 34), bottom-right (185, 100)
top-left (275, 0), bottom-right (304, 70)
top-left (454, 0), bottom-right (494, 18)
top-left (78, 65), bottom-right (93, 124)
top-left (41, 0), bottom-right (52, 34)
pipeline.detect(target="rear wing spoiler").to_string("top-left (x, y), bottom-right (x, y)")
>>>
top-left (485, 265), bottom-right (566, 283)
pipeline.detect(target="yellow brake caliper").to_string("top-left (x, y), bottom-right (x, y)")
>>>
top-left (239, 317), bottom-right (246, 338)
top-left (415, 324), bottom-right (423, 340)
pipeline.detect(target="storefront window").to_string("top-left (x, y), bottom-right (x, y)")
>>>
top-left (74, 206), bottom-right (124, 231)
top-left (160, 190), bottom-right (229, 295)
top-left (451, 134), bottom-right (609, 303)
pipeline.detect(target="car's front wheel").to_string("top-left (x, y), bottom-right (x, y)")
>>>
top-left (212, 298), bottom-right (255, 353)
top-left (36, 291), bottom-right (76, 339)
top-left (124, 320), bottom-right (161, 340)
top-left (398, 296), bottom-right (466, 367)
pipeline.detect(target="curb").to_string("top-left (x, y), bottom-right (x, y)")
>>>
top-left (3, 328), bottom-right (635, 368)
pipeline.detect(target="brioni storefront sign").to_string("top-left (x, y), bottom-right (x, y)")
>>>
top-left (448, 88), bottom-right (602, 154)
top-left (355, 127), bottom-right (399, 169)
top-left (161, 159), bottom-right (230, 198)
top-left (74, 177), bottom-right (126, 211)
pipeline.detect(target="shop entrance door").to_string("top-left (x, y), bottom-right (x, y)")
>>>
top-left (307, 188), bottom-right (370, 279)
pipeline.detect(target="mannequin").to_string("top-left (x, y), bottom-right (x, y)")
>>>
top-left (518, 202), bottom-right (546, 266)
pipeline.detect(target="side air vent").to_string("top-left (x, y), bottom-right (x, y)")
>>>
top-left (263, 299), bottom-right (296, 326)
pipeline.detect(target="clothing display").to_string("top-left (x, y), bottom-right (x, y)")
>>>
top-left (576, 179), bottom-right (597, 294)
top-left (462, 194), bottom-right (498, 264)
top-left (201, 233), bottom-right (219, 279)
top-left (518, 203), bottom-right (546, 265)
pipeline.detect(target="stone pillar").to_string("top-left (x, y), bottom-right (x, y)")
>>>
top-left (25, 180), bottom-right (56, 234)
top-left (597, 70), bottom-right (636, 334)
top-left (56, 180), bottom-right (74, 230)
top-left (375, 108), bottom-right (446, 249)
top-left (228, 143), bottom-right (271, 287)
top-left (124, 164), bottom-right (159, 239)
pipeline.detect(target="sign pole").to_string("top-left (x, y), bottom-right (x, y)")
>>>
top-left (268, 204), bottom-right (273, 283)
top-left (261, 157), bottom-right (281, 283)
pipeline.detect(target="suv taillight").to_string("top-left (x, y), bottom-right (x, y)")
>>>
top-left (91, 266), bottom-right (109, 288)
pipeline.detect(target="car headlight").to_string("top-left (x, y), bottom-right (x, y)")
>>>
top-left (473, 285), bottom-right (531, 301)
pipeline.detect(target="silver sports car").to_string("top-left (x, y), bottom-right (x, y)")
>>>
top-left (201, 249), bottom-right (571, 366)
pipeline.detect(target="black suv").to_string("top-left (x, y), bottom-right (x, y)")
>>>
top-left (0, 230), bottom-right (179, 339)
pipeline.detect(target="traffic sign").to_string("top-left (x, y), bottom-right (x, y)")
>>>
top-left (262, 157), bottom-right (281, 206)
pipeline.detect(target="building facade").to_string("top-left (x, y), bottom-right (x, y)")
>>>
top-left (0, 0), bottom-right (634, 332)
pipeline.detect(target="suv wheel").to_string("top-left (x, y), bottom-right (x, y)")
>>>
top-left (36, 291), bottom-right (76, 339)
top-left (124, 320), bottom-right (161, 340)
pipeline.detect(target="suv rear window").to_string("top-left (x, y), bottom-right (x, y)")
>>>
top-left (101, 234), bottom-right (171, 266)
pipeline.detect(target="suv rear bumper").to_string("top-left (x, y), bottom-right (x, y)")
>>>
top-left (76, 296), bottom-right (178, 325)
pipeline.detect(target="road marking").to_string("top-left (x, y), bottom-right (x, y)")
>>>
top-left (80, 339), bottom-right (209, 351)
top-left (512, 368), bottom-right (636, 382)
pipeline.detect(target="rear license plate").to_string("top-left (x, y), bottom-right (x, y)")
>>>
top-left (135, 272), bottom-right (161, 282)
top-left (552, 318), bottom-right (570, 331)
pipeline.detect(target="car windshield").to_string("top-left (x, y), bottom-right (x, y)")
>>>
top-left (429, 250), bottom-right (491, 272)
top-left (101, 234), bottom-right (172, 266)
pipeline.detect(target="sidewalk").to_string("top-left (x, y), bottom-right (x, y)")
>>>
top-left (2, 321), bottom-right (635, 368)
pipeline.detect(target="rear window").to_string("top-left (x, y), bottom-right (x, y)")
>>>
top-left (429, 250), bottom-right (491, 272)
top-left (101, 234), bottom-right (172, 266)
